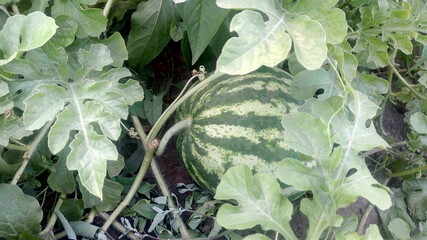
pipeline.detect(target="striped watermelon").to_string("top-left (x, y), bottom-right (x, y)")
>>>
top-left (175, 67), bottom-right (300, 192)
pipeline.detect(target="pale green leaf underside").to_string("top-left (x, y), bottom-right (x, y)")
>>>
top-left (410, 112), bottom-right (427, 134)
top-left (340, 224), bottom-right (383, 240)
top-left (215, 165), bottom-right (297, 240)
top-left (216, 0), bottom-right (327, 74)
top-left (216, 10), bottom-right (291, 75)
top-left (282, 112), bottom-right (332, 159)
top-left (16, 43), bottom-right (143, 199)
top-left (243, 234), bottom-right (271, 240)
top-left (335, 90), bottom-right (389, 153)
top-left (68, 126), bottom-right (118, 199)
top-left (50, 15), bottom-right (78, 48)
top-left (0, 184), bottom-right (43, 239)
top-left (0, 80), bottom-right (8, 98)
top-left (288, 0), bottom-right (347, 44)
top-left (0, 11), bottom-right (57, 66)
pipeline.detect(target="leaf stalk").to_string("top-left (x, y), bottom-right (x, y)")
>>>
top-left (389, 60), bottom-right (427, 100)
top-left (39, 193), bottom-right (66, 236)
top-left (103, 0), bottom-right (115, 17)
top-left (156, 117), bottom-right (192, 156)
top-left (10, 120), bottom-right (54, 185)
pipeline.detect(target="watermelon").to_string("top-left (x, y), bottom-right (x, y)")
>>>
top-left (175, 67), bottom-right (300, 192)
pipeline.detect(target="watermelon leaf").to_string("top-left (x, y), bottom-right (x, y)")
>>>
top-left (0, 184), bottom-right (43, 239)
top-left (410, 112), bottom-right (427, 134)
top-left (216, 0), bottom-right (328, 74)
top-left (175, 0), bottom-right (229, 64)
top-left (51, 0), bottom-right (107, 38)
top-left (243, 234), bottom-right (271, 240)
top-left (353, 1), bottom-right (427, 68)
top-left (276, 44), bottom-right (390, 238)
top-left (2, 42), bottom-right (143, 199)
top-left (337, 225), bottom-right (383, 240)
top-left (282, 112), bottom-right (332, 159)
top-left (286, 0), bottom-right (348, 44)
top-left (127, 0), bottom-right (176, 68)
top-left (215, 165), bottom-right (298, 240)
top-left (50, 15), bottom-right (78, 48)
top-left (0, 11), bottom-right (57, 66)
top-left (0, 118), bottom-right (32, 147)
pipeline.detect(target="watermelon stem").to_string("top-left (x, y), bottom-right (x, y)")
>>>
top-left (156, 117), bottom-right (193, 156)
top-left (146, 71), bottom-right (223, 143)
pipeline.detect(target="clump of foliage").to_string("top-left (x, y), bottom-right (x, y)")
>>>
top-left (0, 0), bottom-right (427, 240)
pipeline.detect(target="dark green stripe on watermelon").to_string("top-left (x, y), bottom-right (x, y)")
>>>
top-left (175, 67), bottom-right (300, 192)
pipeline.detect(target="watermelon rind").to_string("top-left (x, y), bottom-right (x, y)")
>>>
top-left (175, 67), bottom-right (300, 192)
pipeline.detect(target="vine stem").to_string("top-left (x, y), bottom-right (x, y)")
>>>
top-left (145, 73), bottom-right (220, 143)
top-left (156, 117), bottom-right (192, 156)
top-left (100, 138), bottom-right (157, 232)
top-left (39, 193), bottom-right (66, 236)
top-left (10, 120), bottom-right (54, 185)
top-left (387, 164), bottom-right (427, 177)
top-left (11, 4), bottom-right (19, 14)
top-left (389, 59), bottom-right (426, 100)
top-left (102, 0), bottom-right (115, 17)
top-left (101, 73), bottom-right (223, 236)
top-left (6, 143), bottom-right (28, 151)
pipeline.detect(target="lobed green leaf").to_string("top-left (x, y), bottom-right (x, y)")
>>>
top-left (2, 41), bottom-right (143, 199)
top-left (216, 0), bottom-right (333, 74)
top-left (410, 112), bottom-right (427, 134)
top-left (215, 165), bottom-right (297, 240)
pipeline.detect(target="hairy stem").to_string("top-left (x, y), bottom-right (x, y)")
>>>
top-left (10, 120), bottom-right (53, 185)
top-left (131, 115), bottom-right (148, 146)
top-left (6, 143), bottom-right (28, 151)
top-left (102, 0), bottom-right (115, 17)
top-left (39, 193), bottom-right (66, 236)
top-left (156, 117), bottom-right (192, 156)
top-left (100, 138), bottom-right (157, 232)
top-left (146, 72), bottom-right (221, 143)
top-left (389, 60), bottom-right (426, 100)
top-left (11, 4), bottom-right (19, 14)
top-left (387, 164), bottom-right (427, 177)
